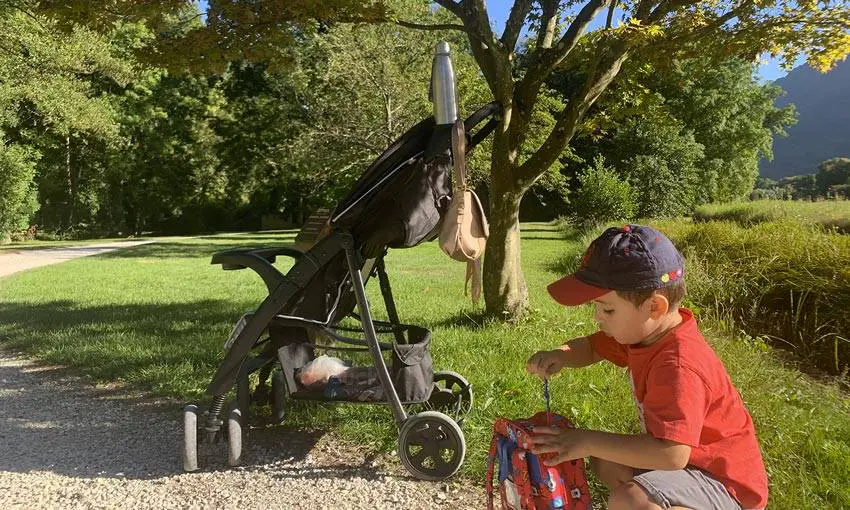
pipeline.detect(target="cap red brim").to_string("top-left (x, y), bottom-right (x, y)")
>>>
top-left (546, 275), bottom-right (610, 306)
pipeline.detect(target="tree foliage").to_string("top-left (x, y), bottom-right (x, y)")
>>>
top-left (34, 0), bottom-right (389, 73)
top-left (6, 0), bottom-right (850, 319)
top-left (816, 157), bottom-right (850, 196)
top-left (0, 7), bottom-right (132, 239)
top-left (0, 142), bottom-right (38, 239)
top-left (562, 57), bottom-right (796, 217)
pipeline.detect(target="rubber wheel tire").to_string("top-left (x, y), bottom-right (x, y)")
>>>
top-left (271, 370), bottom-right (286, 423)
top-left (429, 371), bottom-right (473, 425)
top-left (183, 405), bottom-right (199, 472)
top-left (227, 401), bottom-right (243, 466)
top-left (398, 411), bottom-right (465, 481)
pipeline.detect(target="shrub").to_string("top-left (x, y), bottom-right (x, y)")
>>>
top-left (571, 156), bottom-right (636, 226)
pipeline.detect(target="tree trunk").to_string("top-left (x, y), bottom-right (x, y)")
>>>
top-left (483, 134), bottom-right (528, 320)
top-left (66, 135), bottom-right (76, 228)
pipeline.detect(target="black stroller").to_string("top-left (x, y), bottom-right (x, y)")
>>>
top-left (182, 101), bottom-right (500, 481)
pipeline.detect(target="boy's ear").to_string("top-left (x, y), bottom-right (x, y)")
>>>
top-left (648, 293), bottom-right (670, 319)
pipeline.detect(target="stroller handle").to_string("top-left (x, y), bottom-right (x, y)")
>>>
top-left (211, 246), bottom-right (305, 293)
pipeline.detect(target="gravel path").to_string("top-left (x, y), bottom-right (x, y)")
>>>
top-left (0, 352), bottom-right (482, 509)
top-left (0, 240), bottom-right (156, 278)
top-left (0, 243), bottom-right (483, 509)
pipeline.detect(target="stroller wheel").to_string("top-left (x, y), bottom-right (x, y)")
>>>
top-left (398, 411), bottom-right (465, 481)
top-left (183, 405), bottom-right (199, 472)
top-left (428, 371), bottom-right (473, 425)
top-left (227, 401), bottom-right (243, 466)
top-left (271, 370), bottom-right (286, 423)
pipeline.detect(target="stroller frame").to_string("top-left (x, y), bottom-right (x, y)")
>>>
top-left (182, 101), bottom-right (500, 481)
top-left (183, 230), bottom-right (472, 480)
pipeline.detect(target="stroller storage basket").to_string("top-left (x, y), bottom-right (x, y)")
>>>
top-left (274, 321), bottom-right (434, 404)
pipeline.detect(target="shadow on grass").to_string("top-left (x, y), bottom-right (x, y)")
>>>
top-left (0, 298), bottom-right (393, 481)
top-left (0, 299), bottom-right (244, 384)
top-left (100, 240), bottom-right (301, 260)
top-left (521, 235), bottom-right (565, 241)
top-left (429, 309), bottom-right (493, 330)
top-left (518, 228), bottom-right (559, 233)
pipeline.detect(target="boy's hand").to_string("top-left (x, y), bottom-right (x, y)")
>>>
top-left (526, 349), bottom-right (569, 378)
top-left (530, 426), bottom-right (590, 466)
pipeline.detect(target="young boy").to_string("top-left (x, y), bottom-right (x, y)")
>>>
top-left (526, 224), bottom-right (767, 510)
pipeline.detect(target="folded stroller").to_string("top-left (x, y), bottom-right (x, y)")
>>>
top-left (181, 99), bottom-right (500, 481)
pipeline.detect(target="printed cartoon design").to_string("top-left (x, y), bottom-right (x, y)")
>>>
top-left (485, 412), bottom-right (593, 510)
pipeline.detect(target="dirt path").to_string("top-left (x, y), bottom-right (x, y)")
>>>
top-left (0, 240), bottom-right (157, 278)
top-left (0, 242), bottom-right (481, 509)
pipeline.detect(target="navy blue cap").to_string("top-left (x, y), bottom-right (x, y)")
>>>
top-left (547, 224), bottom-right (685, 306)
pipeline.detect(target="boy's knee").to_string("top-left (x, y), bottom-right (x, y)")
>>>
top-left (590, 457), bottom-right (634, 490)
top-left (607, 481), bottom-right (659, 510)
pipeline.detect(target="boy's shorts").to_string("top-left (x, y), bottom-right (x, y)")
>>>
top-left (633, 468), bottom-right (742, 510)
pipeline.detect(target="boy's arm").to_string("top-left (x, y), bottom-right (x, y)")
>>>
top-left (582, 430), bottom-right (691, 470)
top-left (556, 335), bottom-right (603, 368)
top-left (527, 336), bottom-right (603, 377)
top-left (531, 428), bottom-right (691, 471)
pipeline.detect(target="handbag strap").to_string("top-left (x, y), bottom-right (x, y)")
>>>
top-left (450, 119), bottom-right (468, 192)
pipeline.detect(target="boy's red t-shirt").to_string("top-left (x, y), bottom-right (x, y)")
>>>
top-left (589, 308), bottom-right (768, 509)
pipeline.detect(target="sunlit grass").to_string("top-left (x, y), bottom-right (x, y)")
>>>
top-left (0, 223), bottom-right (848, 507)
top-left (694, 199), bottom-right (850, 233)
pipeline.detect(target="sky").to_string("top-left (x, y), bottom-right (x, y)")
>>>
top-left (481, 0), bottom-right (795, 82)
top-left (195, 0), bottom-right (795, 82)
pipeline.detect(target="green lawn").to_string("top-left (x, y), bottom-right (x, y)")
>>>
top-left (0, 223), bottom-right (848, 508)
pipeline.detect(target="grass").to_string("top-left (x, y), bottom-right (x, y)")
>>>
top-left (1, 223), bottom-right (848, 508)
top-left (652, 218), bottom-right (850, 376)
top-left (694, 199), bottom-right (850, 233)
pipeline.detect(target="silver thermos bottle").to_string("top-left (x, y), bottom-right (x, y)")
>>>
top-left (430, 42), bottom-right (458, 125)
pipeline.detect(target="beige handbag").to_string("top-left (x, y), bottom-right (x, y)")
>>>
top-left (439, 119), bottom-right (489, 303)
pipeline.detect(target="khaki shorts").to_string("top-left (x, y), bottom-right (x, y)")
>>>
top-left (633, 468), bottom-right (742, 510)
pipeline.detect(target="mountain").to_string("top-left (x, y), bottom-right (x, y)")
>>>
top-left (759, 60), bottom-right (850, 179)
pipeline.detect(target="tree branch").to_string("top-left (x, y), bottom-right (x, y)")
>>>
top-left (536, 0), bottom-right (560, 49)
top-left (393, 19), bottom-right (465, 31)
top-left (634, 0), bottom-right (660, 22)
top-left (519, 0), bottom-right (610, 97)
top-left (606, 0), bottom-right (616, 28)
top-left (433, 0), bottom-right (512, 100)
top-left (516, 43), bottom-right (630, 185)
top-left (433, 0), bottom-right (464, 19)
top-left (501, 0), bottom-right (533, 52)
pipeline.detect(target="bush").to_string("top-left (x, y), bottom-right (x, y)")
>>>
top-left (571, 156), bottom-right (636, 226)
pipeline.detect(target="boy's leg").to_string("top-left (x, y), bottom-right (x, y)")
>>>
top-left (589, 457), bottom-right (634, 490)
top-left (619, 468), bottom-right (742, 510)
top-left (607, 480), bottom-right (691, 510)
